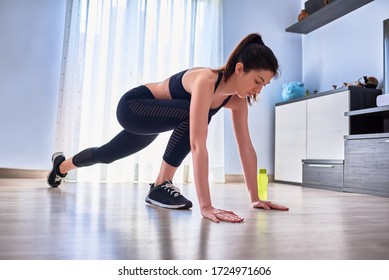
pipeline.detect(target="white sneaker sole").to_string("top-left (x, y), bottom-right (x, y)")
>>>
top-left (47, 152), bottom-right (65, 188)
top-left (145, 195), bottom-right (189, 209)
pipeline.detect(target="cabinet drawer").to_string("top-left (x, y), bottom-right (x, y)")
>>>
top-left (344, 137), bottom-right (389, 197)
top-left (302, 160), bottom-right (344, 191)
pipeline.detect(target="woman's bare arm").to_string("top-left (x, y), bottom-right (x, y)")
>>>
top-left (188, 71), bottom-right (244, 222)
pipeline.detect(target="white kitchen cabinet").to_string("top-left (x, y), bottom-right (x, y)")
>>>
top-left (306, 91), bottom-right (349, 159)
top-left (275, 87), bottom-right (382, 184)
top-left (274, 100), bottom-right (307, 183)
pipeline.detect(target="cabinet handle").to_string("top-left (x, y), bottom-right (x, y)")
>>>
top-left (307, 164), bottom-right (335, 168)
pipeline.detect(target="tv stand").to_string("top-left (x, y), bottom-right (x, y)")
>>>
top-left (344, 105), bottom-right (389, 197)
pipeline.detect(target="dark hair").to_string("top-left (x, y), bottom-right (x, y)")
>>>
top-left (220, 33), bottom-right (280, 104)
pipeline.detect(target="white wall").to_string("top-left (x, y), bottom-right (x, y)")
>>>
top-left (302, 0), bottom-right (389, 93)
top-left (0, 0), bottom-right (67, 170)
top-left (223, 0), bottom-right (302, 175)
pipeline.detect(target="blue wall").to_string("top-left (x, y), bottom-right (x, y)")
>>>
top-left (1, 0), bottom-right (386, 175)
top-left (302, 0), bottom-right (389, 93)
top-left (223, 0), bottom-right (389, 176)
top-left (223, 0), bottom-right (302, 175)
top-left (1, 0), bottom-right (301, 173)
top-left (0, 0), bottom-right (67, 169)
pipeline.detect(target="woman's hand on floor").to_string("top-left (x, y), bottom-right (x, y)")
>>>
top-left (252, 200), bottom-right (289, 211)
top-left (201, 207), bottom-right (244, 223)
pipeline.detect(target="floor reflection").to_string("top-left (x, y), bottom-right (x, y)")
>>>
top-left (1, 180), bottom-right (388, 260)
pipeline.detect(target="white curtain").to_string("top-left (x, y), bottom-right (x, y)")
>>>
top-left (55, 0), bottom-right (225, 183)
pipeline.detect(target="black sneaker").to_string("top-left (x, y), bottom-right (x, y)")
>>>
top-left (47, 152), bottom-right (67, 188)
top-left (145, 181), bottom-right (193, 209)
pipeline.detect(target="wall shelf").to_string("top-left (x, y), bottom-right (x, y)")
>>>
top-left (345, 132), bottom-right (389, 140)
top-left (344, 105), bottom-right (389, 117)
top-left (345, 103), bottom-right (389, 137)
top-left (286, 0), bottom-right (374, 34)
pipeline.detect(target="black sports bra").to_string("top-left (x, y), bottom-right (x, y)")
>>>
top-left (168, 69), bottom-right (232, 111)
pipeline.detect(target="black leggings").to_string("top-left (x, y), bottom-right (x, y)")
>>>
top-left (72, 86), bottom-right (214, 168)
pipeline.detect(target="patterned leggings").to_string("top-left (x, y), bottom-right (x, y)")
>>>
top-left (72, 85), bottom-right (214, 168)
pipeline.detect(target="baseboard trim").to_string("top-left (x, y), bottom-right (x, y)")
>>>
top-left (273, 180), bottom-right (301, 186)
top-left (225, 174), bottom-right (244, 183)
top-left (225, 174), bottom-right (274, 183)
top-left (0, 168), bottom-right (48, 179)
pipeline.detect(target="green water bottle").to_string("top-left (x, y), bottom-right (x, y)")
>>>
top-left (257, 168), bottom-right (268, 201)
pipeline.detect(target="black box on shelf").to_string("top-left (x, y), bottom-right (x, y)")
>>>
top-left (348, 86), bottom-right (381, 110)
top-left (305, 0), bottom-right (336, 15)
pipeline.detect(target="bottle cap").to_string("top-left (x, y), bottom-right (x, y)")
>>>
top-left (259, 169), bottom-right (267, 174)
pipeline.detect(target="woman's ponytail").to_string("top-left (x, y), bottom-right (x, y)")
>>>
top-left (221, 33), bottom-right (279, 82)
top-left (219, 33), bottom-right (279, 104)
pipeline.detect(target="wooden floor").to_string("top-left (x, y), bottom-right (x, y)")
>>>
top-left (0, 178), bottom-right (388, 260)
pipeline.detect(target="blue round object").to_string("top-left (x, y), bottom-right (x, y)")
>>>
top-left (282, 82), bottom-right (306, 101)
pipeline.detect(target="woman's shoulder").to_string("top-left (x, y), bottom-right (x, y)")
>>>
top-left (187, 67), bottom-right (217, 75)
top-left (184, 67), bottom-right (219, 85)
